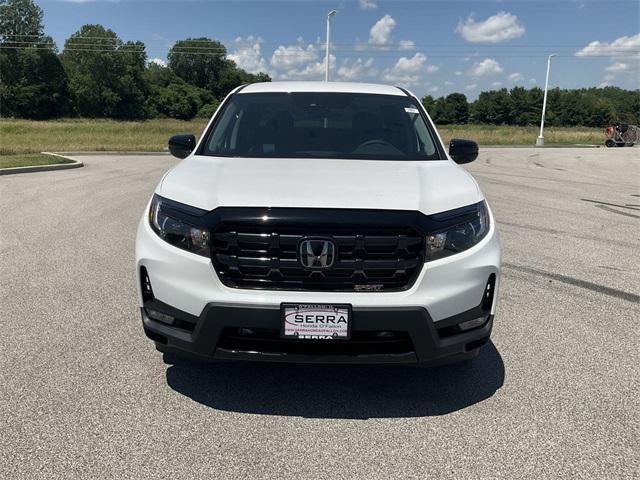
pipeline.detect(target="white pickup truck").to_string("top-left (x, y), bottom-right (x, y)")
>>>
top-left (135, 81), bottom-right (501, 367)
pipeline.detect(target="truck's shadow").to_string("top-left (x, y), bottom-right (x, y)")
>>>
top-left (164, 342), bottom-right (504, 418)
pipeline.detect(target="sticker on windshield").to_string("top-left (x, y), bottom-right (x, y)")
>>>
top-left (404, 107), bottom-right (420, 114)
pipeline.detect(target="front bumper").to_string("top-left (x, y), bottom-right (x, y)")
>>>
top-left (136, 203), bottom-right (501, 365)
top-left (141, 300), bottom-right (494, 366)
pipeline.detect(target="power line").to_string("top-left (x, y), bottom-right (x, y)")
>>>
top-left (3, 42), bottom-right (639, 54)
top-left (2, 33), bottom-right (640, 50)
top-left (3, 45), bottom-right (638, 59)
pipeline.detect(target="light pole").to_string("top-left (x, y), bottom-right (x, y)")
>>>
top-left (536, 53), bottom-right (557, 146)
top-left (325, 10), bottom-right (337, 81)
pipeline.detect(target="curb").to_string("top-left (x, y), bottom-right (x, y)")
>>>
top-left (482, 144), bottom-right (601, 149)
top-left (53, 150), bottom-right (170, 156)
top-left (0, 152), bottom-right (83, 176)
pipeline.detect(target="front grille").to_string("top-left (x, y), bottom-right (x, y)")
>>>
top-left (217, 328), bottom-right (414, 356)
top-left (212, 224), bottom-right (425, 291)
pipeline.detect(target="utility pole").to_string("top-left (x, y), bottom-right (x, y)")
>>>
top-left (536, 54), bottom-right (557, 147)
top-left (325, 10), bottom-right (337, 81)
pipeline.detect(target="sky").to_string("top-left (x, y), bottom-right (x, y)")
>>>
top-left (39, 0), bottom-right (640, 99)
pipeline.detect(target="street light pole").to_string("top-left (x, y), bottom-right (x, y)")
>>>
top-left (536, 53), bottom-right (557, 146)
top-left (325, 10), bottom-right (337, 81)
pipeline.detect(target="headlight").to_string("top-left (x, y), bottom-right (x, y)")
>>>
top-left (149, 195), bottom-right (210, 257)
top-left (425, 201), bottom-right (489, 261)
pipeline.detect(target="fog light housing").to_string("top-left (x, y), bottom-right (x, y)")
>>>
top-left (140, 266), bottom-right (154, 302)
top-left (458, 316), bottom-right (488, 332)
top-left (146, 308), bottom-right (175, 325)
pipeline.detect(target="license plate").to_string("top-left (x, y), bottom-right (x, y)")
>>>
top-left (281, 304), bottom-right (351, 340)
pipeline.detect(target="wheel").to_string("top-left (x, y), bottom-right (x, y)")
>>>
top-left (605, 139), bottom-right (615, 147)
top-left (616, 142), bottom-right (626, 147)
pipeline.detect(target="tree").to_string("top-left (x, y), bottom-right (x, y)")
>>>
top-left (432, 97), bottom-right (450, 123)
top-left (421, 95), bottom-right (435, 115)
top-left (471, 89), bottom-right (512, 124)
top-left (60, 24), bottom-right (147, 118)
top-left (422, 93), bottom-right (469, 124)
top-left (144, 62), bottom-right (216, 120)
top-left (0, 0), bottom-right (43, 45)
top-left (168, 37), bottom-right (271, 99)
top-left (168, 38), bottom-right (229, 96)
top-left (445, 93), bottom-right (469, 124)
top-left (143, 61), bottom-right (175, 88)
top-left (0, 0), bottom-right (69, 118)
top-left (507, 86), bottom-right (540, 126)
top-left (147, 81), bottom-right (201, 120)
top-left (196, 98), bottom-right (221, 118)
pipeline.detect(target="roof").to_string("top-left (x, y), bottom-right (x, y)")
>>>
top-left (239, 81), bottom-right (406, 96)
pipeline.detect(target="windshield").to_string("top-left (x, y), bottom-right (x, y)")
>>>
top-left (201, 92), bottom-right (441, 160)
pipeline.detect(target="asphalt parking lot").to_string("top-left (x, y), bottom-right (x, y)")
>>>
top-left (1, 147), bottom-right (638, 479)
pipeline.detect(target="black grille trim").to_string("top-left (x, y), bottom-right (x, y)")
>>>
top-left (202, 207), bottom-right (482, 292)
top-left (212, 225), bottom-right (425, 291)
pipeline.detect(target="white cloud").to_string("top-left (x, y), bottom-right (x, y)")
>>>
top-left (492, 81), bottom-right (503, 87)
top-left (598, 82), bottom-right (611, 88)
top-left (469, 58), bottom-right (503, 76)
top-left (575, 33), bottom-right (640, 57)
top-left (382, 52), bottom-right (428, 87)
top-left (148, 57), bottom-right (166, 67)
top-left (278, 54), bottom-right (336, 81)
top-left (456, 11), bottom-right (525, 43)
top-left (369, 14), bottom-right (396, 47)
top-left (270, 38), bottom-right (319, 70)
top-left (576, 33), bottom-right (640, 79)
top-left (529, 78), bottom-right (537, 84)
top-left (465, 84), bottom-right (478, 91)
top-left (454, 71), bottom-right (462, 76)
top-left (508, 72), bottom-right (524, 82)
top-left (227, 36), bottom-right (268, 74)
top-left (426, 64), bottom-right (439, 74)
top-left (359, 0), bottom-right (377, 10)
top-left (393, 52), bottom-right (427, 74)
top-left (428, 86), bottom-right (439, 93)
top-left (337, 57), bottom-right (377, 81)
top-left (444, 80), bottom-right (454, 86)
top-left (605, 62), bottom-right (629, 73)
top-left (398, 40), bottom-right (415, 51)
top-left (266, 38), bottom-right (338, 81)
top-left (604, 74), bottom-right (615, 81)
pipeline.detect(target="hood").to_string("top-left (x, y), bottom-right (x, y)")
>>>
top-left (158, 155), bottom-right (482, 215)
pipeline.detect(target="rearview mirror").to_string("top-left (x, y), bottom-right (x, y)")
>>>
top-left (449, 139), bottom-right (479, 164)
top-left (168, 134), bottom-right (196, 159)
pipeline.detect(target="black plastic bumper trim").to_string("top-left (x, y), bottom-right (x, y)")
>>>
top-left (141, 300), bottom-right (494, 366)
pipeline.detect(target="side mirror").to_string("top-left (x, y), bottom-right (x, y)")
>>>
top-left (168, 134), bottom-right (196, 159)
top-left (449, 139), bottom-right (479, 164)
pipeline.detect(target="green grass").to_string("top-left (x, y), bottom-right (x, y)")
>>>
top-left (0, 118), bottom-right (209, 156)
top-left (0, 153), bottom-right (75, 169)
top-left (438, 124), bottom-right (602, 146)
top-left (0, 119), bottom-right (602, 158)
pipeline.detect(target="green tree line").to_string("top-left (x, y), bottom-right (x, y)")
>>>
top-left (0, 0), bottom-right (270, 120)
top-left (1, 0), bottom-right (638, 126)
top-left (422, 87), bottom-right (640, 127)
